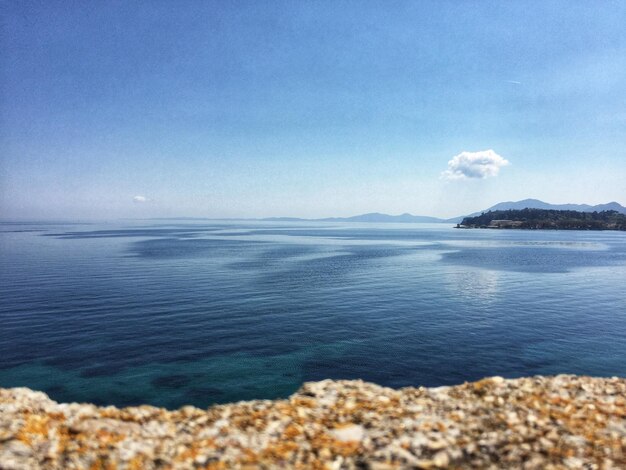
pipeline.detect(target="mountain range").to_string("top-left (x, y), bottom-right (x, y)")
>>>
top-left (264, 213), bottom-right (443, 223)
top-left (461, 199), bottom-right (626, 218)
top-left (263, 199), bottom-right (626, 224)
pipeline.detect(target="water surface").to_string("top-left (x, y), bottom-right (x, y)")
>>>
top-left (1, 221), bottom-right (625, 408)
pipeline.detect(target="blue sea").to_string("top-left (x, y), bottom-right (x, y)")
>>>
top-left (1, 221), bottom-right (625, 409)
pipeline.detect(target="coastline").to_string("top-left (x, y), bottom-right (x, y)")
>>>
top-left (1, 375), bottom-right (624, 469)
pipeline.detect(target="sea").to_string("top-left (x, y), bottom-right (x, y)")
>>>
top-left (1, 220), bottom-right (625, 409)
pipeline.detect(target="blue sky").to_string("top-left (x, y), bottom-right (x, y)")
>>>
top-left (1, 1), bottom-right (625, 219)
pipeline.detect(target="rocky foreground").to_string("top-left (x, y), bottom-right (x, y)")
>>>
top-left (0, 375), bottom-right (624, 469)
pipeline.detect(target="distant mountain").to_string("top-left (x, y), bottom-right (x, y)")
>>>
top-left (456, 199), bottom-right (626, 221)
top-left (150, 200), bottom-right (626, 225)
top-left (263, 213), bottom-right (445, 223)
top-left (261, 217), bottom-right (307, 222)
top-left (320, 213), bottom-right (444, 223)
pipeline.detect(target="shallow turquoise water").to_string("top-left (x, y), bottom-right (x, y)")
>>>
top-left (1, 221), bottom-right (625, 408)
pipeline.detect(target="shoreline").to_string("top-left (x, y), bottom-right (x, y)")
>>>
top-left (1, 374), bottom-right (624, 468)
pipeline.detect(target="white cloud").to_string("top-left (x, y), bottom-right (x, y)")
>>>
top-left (133, 195), bottom-right (149, 203)
top-left (441, 149), bottom-right (510, 180)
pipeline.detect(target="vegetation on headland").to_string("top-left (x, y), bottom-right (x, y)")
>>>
top-left (459, 208), bottom-right (626, 230)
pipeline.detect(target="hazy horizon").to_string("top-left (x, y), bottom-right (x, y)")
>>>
top-left (2, 1), bottom-right (625, 220)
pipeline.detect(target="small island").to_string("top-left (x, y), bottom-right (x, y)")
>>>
top-left (458, 208), bottom-right (626, 230)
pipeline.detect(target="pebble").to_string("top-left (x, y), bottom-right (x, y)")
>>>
top-left (331, 424), bottom-right (364, 442)
top-left (1, 374), bottom-right (624, 469)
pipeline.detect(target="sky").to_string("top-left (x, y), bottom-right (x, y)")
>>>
top-left (1, 1), bottom-right (625, 220)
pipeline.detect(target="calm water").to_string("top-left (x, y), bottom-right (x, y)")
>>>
top-left (1, 221), bottom-right (625, 409)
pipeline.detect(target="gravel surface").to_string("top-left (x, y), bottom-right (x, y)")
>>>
top-left (1, 375), bottom-right (624, 469)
